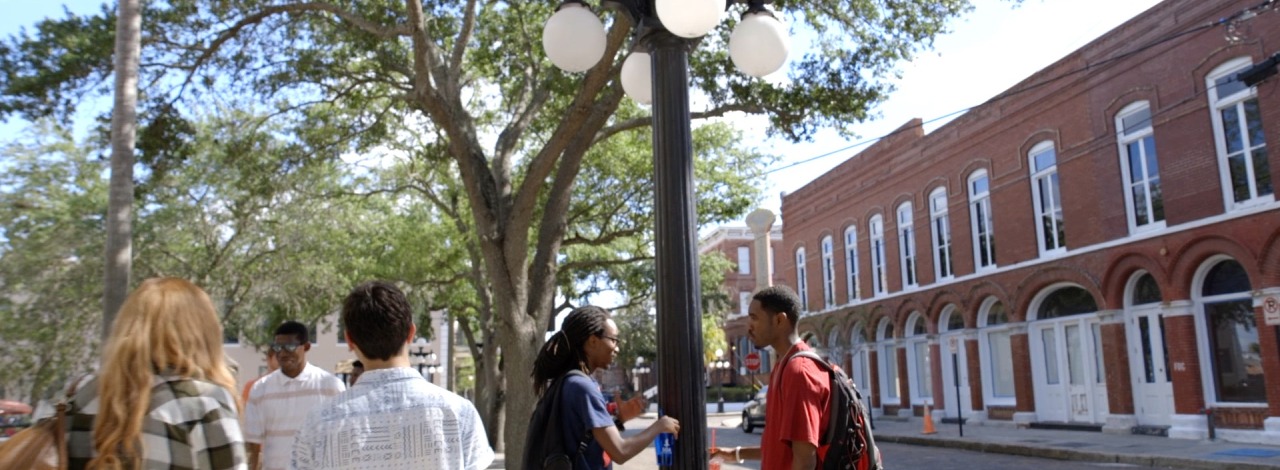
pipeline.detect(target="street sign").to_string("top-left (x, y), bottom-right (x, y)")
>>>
top-left (1264, 295), bottom-right (1280, 326)
top-left (948, 336), bottom-right (959, 354)
top-left (744, 352), bottom-right (762, 371)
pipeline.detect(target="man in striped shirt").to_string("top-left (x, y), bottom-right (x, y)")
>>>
top-left (246, 321), bottom-right (346, 470)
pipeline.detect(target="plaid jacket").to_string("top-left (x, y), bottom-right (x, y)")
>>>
top-left (60, 373), bottom-right (248, 470)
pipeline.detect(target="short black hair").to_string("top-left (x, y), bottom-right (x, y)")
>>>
top-left (275, 320), bottom-right (310, 344)
top-left (753, 285), bottom-right (801, 327)
top-left (342, 281), bottom-right (414, 361)
top-left (352, 360), bottom-right (364, 369)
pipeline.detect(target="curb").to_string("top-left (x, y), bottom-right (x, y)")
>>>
top-left (877, 434), bottom-right (1280, 470)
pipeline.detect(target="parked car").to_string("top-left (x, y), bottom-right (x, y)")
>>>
top-left (741, 385), bottom-right (767, 433)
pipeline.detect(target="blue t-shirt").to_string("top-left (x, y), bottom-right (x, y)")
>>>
top-left (558, 373), bottom-right (616, 470)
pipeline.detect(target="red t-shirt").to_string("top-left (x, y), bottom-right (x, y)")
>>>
top-left (761, 342), bottom-right (830, 469)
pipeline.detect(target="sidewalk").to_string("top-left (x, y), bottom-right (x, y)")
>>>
top-left (867, 416), bottom-right (1280, 470)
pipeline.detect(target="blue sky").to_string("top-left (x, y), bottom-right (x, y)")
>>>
top-left (0, 0), bottom-right (1164, 210)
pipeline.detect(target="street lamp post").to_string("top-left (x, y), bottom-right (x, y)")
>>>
top-left (543, 2), bottom-right (788, 468)
top-left (711, 349), bottom-right (730, 413)
top-left (409, 337), bottom-right (439, 384)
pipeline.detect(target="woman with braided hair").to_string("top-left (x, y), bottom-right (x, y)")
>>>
top-left (527, 305), bottom-right (679, 470)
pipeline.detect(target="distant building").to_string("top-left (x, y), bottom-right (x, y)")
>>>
top-left (777, 0), bottom-right (1279, 444)
top-left (700, 224), bottom-right (786, 387)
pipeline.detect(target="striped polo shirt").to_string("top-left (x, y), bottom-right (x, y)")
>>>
top-left (245, 362), bottom-right (345, 470)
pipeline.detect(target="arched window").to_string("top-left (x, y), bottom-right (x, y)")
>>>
top-left (821, 236), bottom-right (836, 308)
top-left (795, 247), bottom-right (809, 312)
top-left (877, 318), bottom-right (899, 400)
top-left (1116, 102), bottom-right (1165, 232)
top-left (1029, 141), bottom-right (1066, 254)
top-left (930, 188), bottom-right (954, 280)
top-left (1207, 57), bottom-right (1272, 209)
top-left (979, 299), bottom-right (1015, 400)
top-left (898, 202), bottom-right (918, 288)
top-left (968, 170), bottom-right (997, 270)
top-left (844, 226), bottom-right (860, 302)
top-left (941, 307), bottom-right (965, 332)
top-left (907, 313), bottom-right (932, 401)
top-left (1130, 272), bottom-right (1162, 306)
top-left (1196, 258), bottom-right (1265, 403)
top-left (870, 216), bottom-right (887, 296)
top-left (1035, 286), bottom-right (1098, 320)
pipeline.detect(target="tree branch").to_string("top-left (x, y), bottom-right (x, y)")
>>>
top-left (593, 104), bottom-right (762, 144)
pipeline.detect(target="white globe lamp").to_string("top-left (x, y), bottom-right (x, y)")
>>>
top-left (730, 9), bottom-right (790, 78)
top-left (542, 2), bottom-right (607, 73)
top-left (621, 52), bottom-right (653, 105)
top-left (655, 0), bottom-right (724, 38)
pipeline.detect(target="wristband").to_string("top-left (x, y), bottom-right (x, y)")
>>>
top-left (734, 446), bottom-right (742, 464)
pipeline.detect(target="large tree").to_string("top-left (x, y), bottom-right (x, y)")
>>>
top-left (2, 0), bottom-right (992, 456)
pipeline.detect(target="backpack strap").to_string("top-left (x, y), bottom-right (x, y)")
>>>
top-left (552, 370), bottom-right (594, 459)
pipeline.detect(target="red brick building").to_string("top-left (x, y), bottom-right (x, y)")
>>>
top-left (699, 223), bottom-right (786, 387)
top-left (777, 0), bottom-right (1280, 443)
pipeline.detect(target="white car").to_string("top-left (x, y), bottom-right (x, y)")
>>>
top-left (740, 385), bottom-right (767, 433)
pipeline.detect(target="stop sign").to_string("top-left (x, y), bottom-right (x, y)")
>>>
top-left (744, 352), bottom-right (762, 371)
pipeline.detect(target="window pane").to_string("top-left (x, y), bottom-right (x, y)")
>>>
top-left (1203, 260), bottom-right (1250, 296)
top-left (1150, 177), bottom-right (1165, 222)
top-left (1144, 137), bottom-right (1160, 178)
top-left (1245, 99), bottom-right (1266, 146)
top-left (1252, 147), bottom-right (1272, 196)
top-left (1039, 287), bottom-right (1098, 319)
top-left (1034, 149), bottom-right (1057, 172)
top-left (987, 302), bottom-right (1007, 325)
top-left (1121, 107), bottom-right (1152, 134)
top-left (886, 347), bottom-right (900, 398)
top-left (972, 176), bottom-right (989, 194)
top-left (1132, 183), bottom-right (1149, 226)
top-left (1223, 107), bottom-right (1244, 153)
top-left (1066, 325), bottom-right (1083, 385)
top-left (1229, 154), bottom-right (1251, 202)
top-left (989, 329), bottom-right (1015, 397)
top-left (916, 341), bottom-right (932, 398)
top-left (1132, 273), bottom-right (1162, 305)
top-left (1050, 173), bottom-right (1062, 211)
top-left (1216, 73), bottom-right (1246, 99)
top-left (1206, 300), bottom-right (1267, 402)
top-left (947, 312), bottom-right (965, 331)
top-left (1042, 328), bottom-right (1060, 385)
top-left (1093, 323), bottom-right (1106, 384)
top-left (1139, 316), bottom-right (1155, 383)
top-left (1128, 142), bottom-right (1145, 183)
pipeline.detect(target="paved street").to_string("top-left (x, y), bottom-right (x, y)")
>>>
top-left (614, 415), bottom-right (1179, 470)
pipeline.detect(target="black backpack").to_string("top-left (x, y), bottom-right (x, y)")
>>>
top-left (522, 369), bottom-right (593, 470)
top-left (780, 350), bottom-right (884, 470)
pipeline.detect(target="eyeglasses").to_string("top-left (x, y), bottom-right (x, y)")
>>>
top-left (599, 335), bottom-right (621, 346)
top-left (270, 343), bottom-right (302, 353)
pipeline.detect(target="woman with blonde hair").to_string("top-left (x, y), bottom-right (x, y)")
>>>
top-left (60, 277), bottom-right (247, 469)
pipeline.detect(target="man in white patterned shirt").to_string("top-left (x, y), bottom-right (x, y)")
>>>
top-left (246, 321), bottom-right (346, 470)
top-left (291, 281), bottom-right (494, 470)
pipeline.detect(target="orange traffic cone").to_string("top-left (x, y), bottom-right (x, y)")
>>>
top-left (921, 402), bottom-right (937, 435)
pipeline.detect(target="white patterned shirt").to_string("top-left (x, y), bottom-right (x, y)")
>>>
top-left (246, 363), bottom-right (345, 470)
top-left (289, 367), bottom-right (495, 470)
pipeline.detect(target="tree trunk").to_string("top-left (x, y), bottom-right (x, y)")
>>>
top-left (102, 0), bottom-right (142, 339)
top-left (500, 314), bottom-right (544, 466)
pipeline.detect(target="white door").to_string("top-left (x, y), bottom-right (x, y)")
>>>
top-left (1033, 317), bottom-right (1107, 423)
top-left (1032, 323), bottom-right (1069, 422)
top-left (850, 347), bottom-right (872, 409)
top-left (1127, 308), bottom-right (1173, 426)
top-left (939, 334), bottom-right (972, 418)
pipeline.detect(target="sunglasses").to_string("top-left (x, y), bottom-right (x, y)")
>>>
top-left (270, 343), bottom-right (303, 353)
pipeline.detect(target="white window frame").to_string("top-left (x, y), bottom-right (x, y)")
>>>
top-left (1116, 102), bottom-right (1166, 233)
top-left (878, 318), bottom-right (900, 400)
top-left (906, 312), bottom-right (932, 403)
top-left (977, 297), bottom-right (1016, 405)
top-left (844, 226), bottom-right (860, 303)
top-left (821, 236), bottom-right (836, 309)
top-left (1207, 56), bottom-right (1273, 210)
top-left (897, 202), bottom-right (918, 289)
top-left (737, 246), bottom-right (751, 275)
top-left (870, 216), bottom-right (887, 296)
top-left (1029, 141), bottom-right (1066, 255)
top-left (929, 188), bottom-right (953, 281)
top-left (795, 247), bottom-right (809, 312)
top-left (968, 171), bottom-right (996, 271)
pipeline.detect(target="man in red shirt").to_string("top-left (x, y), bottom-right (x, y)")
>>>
top-left (712, 285), bottom-right (830, 469)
